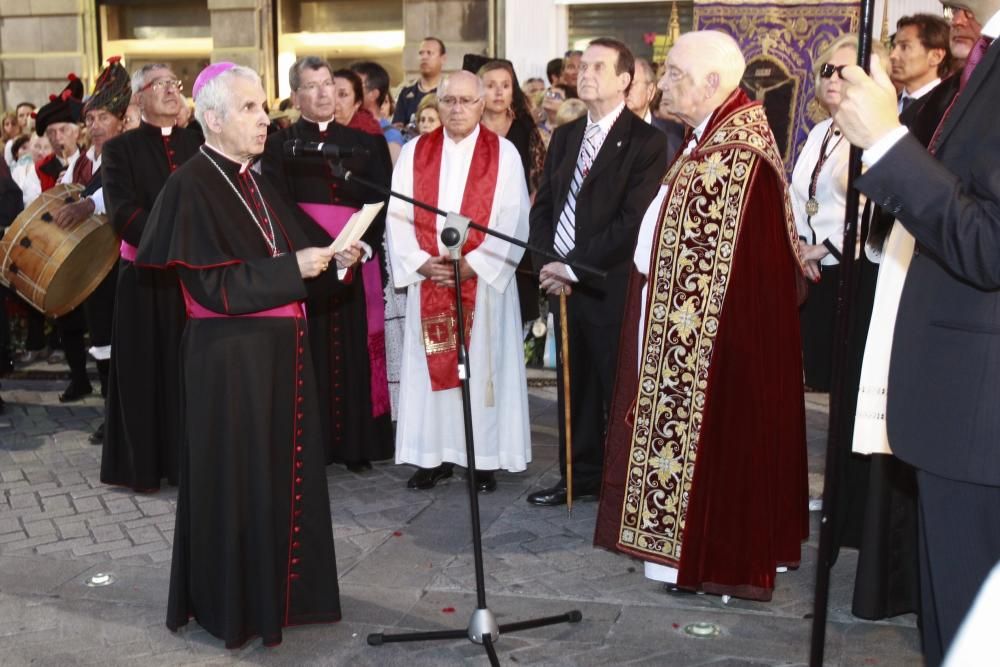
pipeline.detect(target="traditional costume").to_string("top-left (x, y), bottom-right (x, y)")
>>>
top-left (386, 125), bottom-right (531, 472)
top-left (30, 74), bottom-right (84, 199)
top-left (138, 140), bottom-right (343, 648)
top-left (52, 57), bottom-right (132, 409)
top-left (594, 90), bottom-right (809, 601)
top-left (262, 116), bottom-right (394, 467)
top-left (99, 104), bottom-right (202, 489)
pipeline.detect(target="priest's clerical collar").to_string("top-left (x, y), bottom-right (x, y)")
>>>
top-left (202, 142), bottom-right (253, 174)
top-left (301, 115), bottom-right (333, 132)
top-left (140, 118), bottom-right (174, 135)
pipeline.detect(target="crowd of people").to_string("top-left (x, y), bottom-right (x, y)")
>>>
top-left (0, 3), bottom-right (997, 662)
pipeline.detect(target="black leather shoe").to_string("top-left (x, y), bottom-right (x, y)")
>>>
top-left (59, 381), bottom-right (93, 403)
top-left (526, 484), bottom-right (599, 507)
top-left (407, 464), bottom-right (454, 490)
top-left (88, 421), bottom-right (105, 446)
top-left (473, 470), bottom-right (497, 493)
top-left (346, 460), bottom-right (372, 473)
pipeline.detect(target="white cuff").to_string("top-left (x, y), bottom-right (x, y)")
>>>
top-left (862, 126), bottom-right (909, 168)
top-left (564, 264), bottom-right (579, 283)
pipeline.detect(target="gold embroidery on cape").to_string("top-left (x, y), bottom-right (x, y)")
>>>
top-left (615, 103), bottom-right (787, 564)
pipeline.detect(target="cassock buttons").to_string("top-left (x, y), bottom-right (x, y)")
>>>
top-left (295, 493), bottom-right (302, 501)
top-left (292, 541), bottom-right (301, 549)
top-left (295, 476), bottom-right (303, 485)
top-left (289, 573), bottom-right (300, 581)
top-left (296, 445), bottom-right (303, 453)
top-left (296, 461), bottom-right (303, 469)
top-left (291, 557), bottom-right (300, 565)
top-left (293, 526), bottom-right (301, 534)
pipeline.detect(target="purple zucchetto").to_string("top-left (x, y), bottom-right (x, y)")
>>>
top-left (192, 62), bottom-right (238, 100)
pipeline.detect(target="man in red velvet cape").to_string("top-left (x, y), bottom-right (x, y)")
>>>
top-left (594, 31), bottom-right (810, 601)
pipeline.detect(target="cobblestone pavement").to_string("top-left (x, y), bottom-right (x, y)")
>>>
top-left (0, 376), bottom-right (920, 666)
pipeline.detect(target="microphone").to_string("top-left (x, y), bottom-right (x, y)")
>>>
top-left (441, 213), bottom-right (472, 260)
top-left (283, 139), bottom-right (368, 160)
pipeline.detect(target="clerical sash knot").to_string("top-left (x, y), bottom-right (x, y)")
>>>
top-left (554, 122), bottom-right (601, 257)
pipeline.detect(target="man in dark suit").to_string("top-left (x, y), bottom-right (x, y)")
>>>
top-left (526, 37), bottom-right (669, 506)
top-left (837, 2), bottom-right (1000, 662)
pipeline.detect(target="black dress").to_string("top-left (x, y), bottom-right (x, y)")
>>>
top-left (502, 118), bottom-right (543, 324)
top-left (829, 78), bottom-right (961, 620)
top-left (263, 118), bottom-right (393, 466)
top-left (100, 122), bottom-right (202, 490)
top-left (138, 147), bottom-right (342, 648)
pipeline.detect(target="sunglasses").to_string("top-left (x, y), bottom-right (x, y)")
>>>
top-left (820, 64), bottom-right (847, 79)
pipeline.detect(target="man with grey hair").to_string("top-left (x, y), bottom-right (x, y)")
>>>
top-left (595, 30), bottom-right (809, 602)
top-left (386, 70), bottom-right (531, 493)
top-left (99, 62), bottom-right (201, 490)
top-left (137, 62), bottom-right (361, 648)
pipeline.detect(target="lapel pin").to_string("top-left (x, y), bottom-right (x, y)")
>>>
top-left (616, 140), bottom-right (622, 147)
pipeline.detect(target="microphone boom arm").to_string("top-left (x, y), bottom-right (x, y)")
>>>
top-left (329, 161), bottom-right (607, 279)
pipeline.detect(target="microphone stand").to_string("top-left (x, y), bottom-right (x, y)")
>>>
top-left (328, 160), bottom-right (603, 665)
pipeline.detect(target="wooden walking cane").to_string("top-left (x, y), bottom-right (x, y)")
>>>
top-left (559, 289), bottom-right (573, 516)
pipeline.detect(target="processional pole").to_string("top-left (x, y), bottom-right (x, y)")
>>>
top-left (808, 0), bottom-right (877, 663)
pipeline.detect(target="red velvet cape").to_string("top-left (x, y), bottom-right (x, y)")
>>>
top-left (594, 90), bottom-right (809, 601)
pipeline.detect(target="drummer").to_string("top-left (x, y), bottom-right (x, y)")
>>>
top-left (46, 58), bottom-right (131, 428)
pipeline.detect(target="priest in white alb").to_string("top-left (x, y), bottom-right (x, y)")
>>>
top-left (385, 70), bottom-right (531, 493)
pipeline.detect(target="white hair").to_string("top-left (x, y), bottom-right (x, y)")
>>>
top-left (675, 31), bottom-right (747, 95)
top-left (439, 71), bottom-right (486, 99)
top-left (130, 63), bottom-right (171, 96)
top-left (194, 65), bottom-right (261, 130)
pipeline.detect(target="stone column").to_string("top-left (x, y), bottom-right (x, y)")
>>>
top-left (401, 0), bottom-right (490, 83)
top-left (0, 0), bottom-right (97, 110)
top-left (208, 0), bottom-right (276, 98)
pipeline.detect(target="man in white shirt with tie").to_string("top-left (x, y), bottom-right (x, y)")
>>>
top-left (890, 14), bottom-right (952, 114)
top-left (837, 1), bottom-right (1000, 662)
top-left (526, 38), bottom-right (669, 507)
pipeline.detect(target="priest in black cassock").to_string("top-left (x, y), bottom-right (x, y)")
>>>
top-left (263, 55), bottom-right (394, 471)
top-left (100, 62), bottom-right (202, 490)
top-left (137, 63), bottom-right (361, 648)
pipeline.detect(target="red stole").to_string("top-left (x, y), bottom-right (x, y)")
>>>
top-left (413, 126), bottom-right (499, 391)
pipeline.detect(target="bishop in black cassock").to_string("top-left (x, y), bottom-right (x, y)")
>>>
top-left (138, 63), bottom-right (357, 648)
top-left (100, 63), bottom-right (202, 491)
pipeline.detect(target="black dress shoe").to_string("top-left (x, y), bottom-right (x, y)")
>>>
top-left (407, 464), bottom-right (454, 490)
top-left (58, 381), bottom-right (93, 403)
top-left (473, 470), bottom-right (497, 493)
top-left (346, 460), bottom-right (372, 474)
top-left (526, 483), bottom-right (599, 507)
top-left (88, 421), bottom-right (105, 445)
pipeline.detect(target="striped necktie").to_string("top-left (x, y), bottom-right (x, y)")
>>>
top-left (554, 122), bottom-right (602, 257)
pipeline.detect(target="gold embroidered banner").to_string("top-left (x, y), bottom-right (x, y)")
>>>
top-left (694, 0), bottom-right (859, 176)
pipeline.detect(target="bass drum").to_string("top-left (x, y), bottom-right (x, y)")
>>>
top-left (0, 183), bottom-right (119, 317)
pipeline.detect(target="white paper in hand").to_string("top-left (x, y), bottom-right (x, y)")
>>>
top-left (329, 201), bottom-right (385, 253)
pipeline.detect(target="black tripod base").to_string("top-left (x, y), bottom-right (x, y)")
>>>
top-left (367, 608), bottom-right (582, 663)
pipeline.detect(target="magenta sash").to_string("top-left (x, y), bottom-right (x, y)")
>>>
top-left (120, 240), bottom-right (138, 262)
top-left (179, 282), bottom-right (303, 319)
top-left (297, 202), bottom-right (389, 418)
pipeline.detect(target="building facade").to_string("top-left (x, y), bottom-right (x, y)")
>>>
top-left (1, 0), bottom-right (939, 110)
